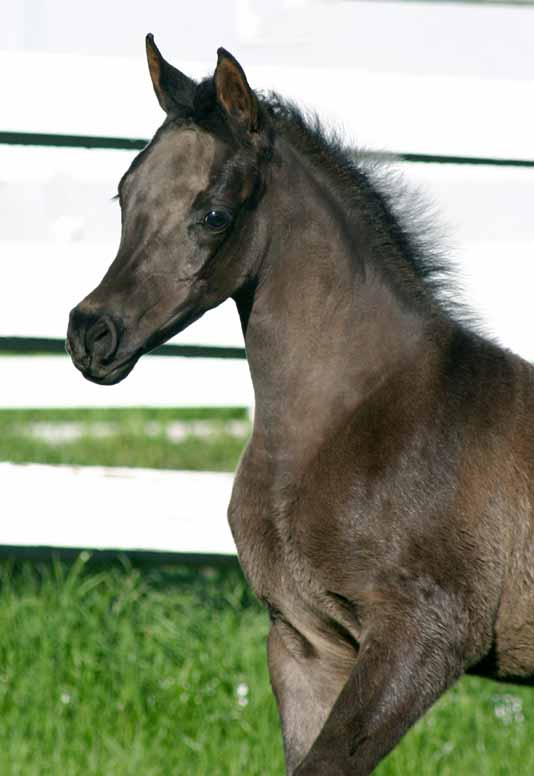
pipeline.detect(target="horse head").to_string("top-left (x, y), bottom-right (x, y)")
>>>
top-left (67, 35), bottom-right (271, 385)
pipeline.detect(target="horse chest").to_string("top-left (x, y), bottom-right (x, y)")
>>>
top-left (228, 484), bottom-right (295, 602)
top-left (228, 464), bottom-right (347, 611)
top-left (229, 473), bottom-right (365, 670)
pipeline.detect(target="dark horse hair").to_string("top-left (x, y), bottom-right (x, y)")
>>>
top-left (195, 76), bottom-right (477, 330)
top-left (266, 97), bottom-right (456, 305)
top-left (68, 38), bottom-right (534, 776)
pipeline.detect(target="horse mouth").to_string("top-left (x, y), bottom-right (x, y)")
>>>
top-left (71, 351), bottom-right (140, 386)
top-left (67, 302), bottom-right (199, 387)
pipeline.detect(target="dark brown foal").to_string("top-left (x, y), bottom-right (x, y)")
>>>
top-left (67, 36), bottom-right (534, 774)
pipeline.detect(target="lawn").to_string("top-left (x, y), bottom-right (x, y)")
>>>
top-left (1, 408), bottom-right (534, 774)
top-left (0, 408), bottom-right (249, 472)
top-left (0, 559), bottom-right (282, 776)
top-left (0, 559), bottom-right (532, 776)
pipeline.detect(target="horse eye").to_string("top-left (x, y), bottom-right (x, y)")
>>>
top-left (204, 210), bottom-right (231, 232)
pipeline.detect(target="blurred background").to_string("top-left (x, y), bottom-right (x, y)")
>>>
top-left (1, 1), bottom-right (534, 774)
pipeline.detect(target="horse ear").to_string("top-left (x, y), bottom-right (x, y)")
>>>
top-left (214, 48), bottom-right (258, 133)
top-left (145, 34), bottom-right (196, 115)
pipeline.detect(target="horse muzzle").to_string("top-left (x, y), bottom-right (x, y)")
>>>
top-left (66, 307), bottom-right (137, 385)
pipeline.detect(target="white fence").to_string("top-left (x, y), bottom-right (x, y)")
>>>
top-left (1, 462), bottom-right (236, 558)
top-left (2, 3), bottom-right (534, 557)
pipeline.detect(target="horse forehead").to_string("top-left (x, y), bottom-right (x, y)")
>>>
top-left (129, 127), bottom-right (216, 196)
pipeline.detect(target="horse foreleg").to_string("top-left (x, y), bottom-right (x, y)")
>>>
top-left (268, 622), bottom-right (351, 775)
top-left (293, 600), bottom-right (467, 775)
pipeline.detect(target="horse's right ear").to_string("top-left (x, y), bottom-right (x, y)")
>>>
top-left (145, 34), bottom-right (196, 115)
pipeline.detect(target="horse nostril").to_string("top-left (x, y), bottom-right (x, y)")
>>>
top-left (85, 314), bottom-right (119, 364)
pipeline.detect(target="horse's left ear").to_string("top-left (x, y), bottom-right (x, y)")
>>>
top-left (214, 48), bottom-right (258, 133)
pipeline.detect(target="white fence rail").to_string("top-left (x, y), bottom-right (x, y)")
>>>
top-left (1, 462), bottom-right (236, 558)
top-left (1, 356), bottom-right (253, 409)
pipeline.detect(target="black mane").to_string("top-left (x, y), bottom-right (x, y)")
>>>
top-left (191, 78), bottom-right (476, 327)
top-left (261, 93), bottom-right (476, 328)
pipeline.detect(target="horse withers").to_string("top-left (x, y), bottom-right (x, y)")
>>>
top-left (67, 35), bottom-right (534, 775)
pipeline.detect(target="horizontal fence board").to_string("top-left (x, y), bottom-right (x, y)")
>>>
top-left (4, 240), bottom-right (534, 366)
top-left (2, 161), bottom-right (533, 352)
top-left (0, 242), bottom-right (245, 348)
top-left (0, 356), bottom-right (254, 409)
top-left (2, 42), bottom-right (534, 159)
top-left (0, 462), bottom-right (236, 556)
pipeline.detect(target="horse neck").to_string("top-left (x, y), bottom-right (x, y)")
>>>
top-left (238, 136), bottom-right (444, 473)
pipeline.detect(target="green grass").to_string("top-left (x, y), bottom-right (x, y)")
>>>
top-left (0, 559), bottom-right (282, 776)
top-left (0, 558), bottom-right (533, 776)
top-left (0, 408), bottom-right (249, 471)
